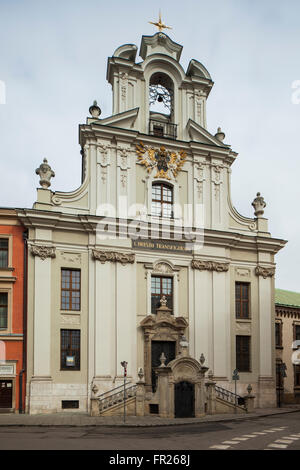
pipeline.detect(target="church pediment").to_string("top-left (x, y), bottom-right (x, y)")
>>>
top-left (187, 119), bottom-right (230, 147)
top-left (98, 107), bottom-right (139, 129)
top-left (186, 59), bottom-right (212, 80)
top-left (140, 311), bottom-right (188, 333)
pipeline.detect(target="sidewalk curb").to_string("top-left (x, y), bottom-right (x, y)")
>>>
top-left (0, 408), bottom-right (299, 428)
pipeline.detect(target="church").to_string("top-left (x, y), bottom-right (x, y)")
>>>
top-left (17, 23), bottom-right (286, 415)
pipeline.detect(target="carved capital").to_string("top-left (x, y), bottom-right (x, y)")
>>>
top-left (92, 249), bottom-right (135, 265)
top-left (255, 265), bottom-right (275, 279)
top-left (30, 245), bottom-right (56, 261)
top-left (191, 260), bottom-right (229, 272)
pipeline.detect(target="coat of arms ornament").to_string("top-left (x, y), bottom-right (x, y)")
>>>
top-left (136, 141), bottom-right (186, 180)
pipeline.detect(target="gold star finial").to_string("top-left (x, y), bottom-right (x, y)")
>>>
top-left (149, 10), bottom-right (172, 33)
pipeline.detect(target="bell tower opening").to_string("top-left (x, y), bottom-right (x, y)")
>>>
top-left (149, 72), bottom-right (177, 139)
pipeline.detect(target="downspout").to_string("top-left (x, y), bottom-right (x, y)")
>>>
top-left (19, 230), bottom-right (28, 413)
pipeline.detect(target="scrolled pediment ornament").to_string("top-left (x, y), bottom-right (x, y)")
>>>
top-left (136, 141), bottom-right (186, 180)
top-left (255, 265), bottom-right (275, 279)
top-left (92, 249), bottom-right (135, 265)
top-left (191, 260), bottom-right (229, 272)
top-left (30, 245), bottom-right (56, 261)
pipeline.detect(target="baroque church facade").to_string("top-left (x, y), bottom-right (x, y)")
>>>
top-left (18, 31), bottom-right (286, 415)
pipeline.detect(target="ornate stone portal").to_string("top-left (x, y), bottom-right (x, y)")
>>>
top-left (140, 299), bottom-right (188, 391)
top-left (155, 355), bottom-right (209, 418)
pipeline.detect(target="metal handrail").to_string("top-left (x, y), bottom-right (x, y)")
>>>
top-left (98, 382), bottom-right (132, 399)
top-left (98, 385), bottom-right (137, 412)
top-left (149, 119), bottom-right (177, 140)
top-left (215, 385), bottom-right (245, 406)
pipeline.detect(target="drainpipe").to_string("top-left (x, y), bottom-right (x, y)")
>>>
top-left (19, 230), bottom-right (28, 413)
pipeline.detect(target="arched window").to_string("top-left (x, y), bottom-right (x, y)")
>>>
top-left (149, 73), bottom-right (177, 139)
top-left (149, 72), bottom-right (173, 116)
top-left (151, 183), bottom-right (173, 218)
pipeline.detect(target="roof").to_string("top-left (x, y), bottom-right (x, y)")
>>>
top-left (275, 289), bottom-right (300, 308)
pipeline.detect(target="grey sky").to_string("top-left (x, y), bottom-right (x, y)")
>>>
top-left (0, 0), bottom-right (299, 291)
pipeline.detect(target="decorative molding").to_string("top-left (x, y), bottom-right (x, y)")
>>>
top-left (255, 265), bottom-right (275, 279)
top-left (276, 306), bottom-right (300, 319)
top-left (191, 260), bottom-right (229, 272)
top-left (235, 267), bottom-right (251, 278)
top-left (61, 315), bottom-right (81, 325)
top-left (236, 322), bottom-right (252, 334)
top-left (60, 252), bottom-right (82, 264)
top-left (30, 245), bottom-right (56, 261)
top-left (92, 249), bottom-right (135, 265)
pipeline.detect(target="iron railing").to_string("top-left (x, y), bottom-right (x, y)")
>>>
top-left (215, 385), bottom-right (245, 407)
top-left (149, 119), bottom-right (177, 140)
top-left (98, 383), bottom-right (137, 413)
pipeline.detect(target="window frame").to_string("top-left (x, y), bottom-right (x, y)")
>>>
top-left (61, 268), bottom-right (81, 312)
top-left (0, 238), bottom-right (9, 269)
top-left (275, 321), bottom-right (283, 348)
top-left (235, 282), bottom-right (250, 320)
top-left (294, 324), bottom-right (300, 342)
top-left (151, 275), bottom-right (173, 314)
top-left (236, 335), bottom-right (251, 373)
top-left (60, 329), bottom-right (81, 371)
top-left (294, 365), bottom-right (300, 388)
top-left (151, 183), bottom-right (174, 219)
top-left (0, 292), bottom-right (8, 329)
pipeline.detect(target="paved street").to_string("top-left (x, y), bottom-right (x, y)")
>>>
top-left (0, 411), bottom-right (299, 450)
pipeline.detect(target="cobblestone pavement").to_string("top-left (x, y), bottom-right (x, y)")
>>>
top-left (0, 411), bottom-right (300, 450)
top-left (0, 404), bottom-right (299, 427)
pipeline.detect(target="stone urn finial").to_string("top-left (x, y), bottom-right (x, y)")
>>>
top-left (215, 127), bottom-right (225, 142)
top-left (208, 370), bottom-right (214, 381)
top-left (91, 384), bottom-right (99, 396)
top-left (252, 192), bottom-right (266, 218)
top-left (35, 158), bottom-right (55, 189)
top-left (138, 367), bottom-right (144, 382)
top-left (200, 353), bottom-right (205, 365)
top-left (247, 384), bottom-right (253, 395)
top-left (159, 352), bottom-right (167, 367)
top-left (89, 100), bottom-right (101, 118)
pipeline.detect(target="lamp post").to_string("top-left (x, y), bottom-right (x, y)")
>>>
top-left (278, 362), bottom-right (287, 408)
top-left (232, 369), bottom-right (240, 414)
top-left (121, 361), bottom-right (128, 423)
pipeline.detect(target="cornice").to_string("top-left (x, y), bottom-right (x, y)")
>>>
top-left (17, 210), bottom-right (286, 254)
top-left (276, 305), bottom-right (300, 319)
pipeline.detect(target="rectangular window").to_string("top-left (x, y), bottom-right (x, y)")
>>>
top-left (61, 269), bottom-right (81, 311)
top-left (294, 325), bottom-right (300, 341)
top-left (275, 322), bottom-right (282, 348)
top-left (60, 329), bottom-right (80, 370)
top-left (0, 239), bottom-right (8, 268)
top-left (295, 365), bottom-right (300, 387)
top-left (151, 276), bottom-right (173, 314)
top-left (236, 336), bottom-right (251, 372)
top-left (0, 293), bottom-right (8, 329)
top-left (235, 282), bottom-right (250, 319)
